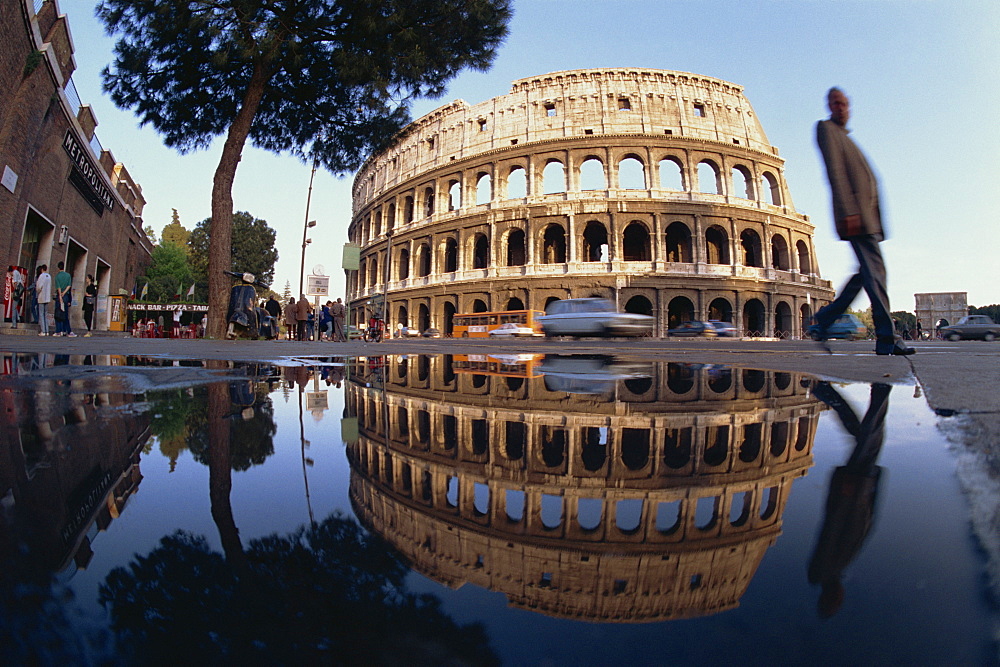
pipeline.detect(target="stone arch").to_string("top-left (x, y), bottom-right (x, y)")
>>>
top-left (582, 220), bottom-right (608, 262)
top-left (760, 171), bottom-right (782, 205)
top-left (658, 156), bottom-right (684, 190)
top-left (708, 297), bottom-right (733, 322)
top-left (771, 233), bottom-right (790, 270)
top-left (579, 157), bottom-right (605, 190)
top-left (743, 298), bottom-right (766, 335)
top-left (667, 296), bottom-right (695, 328)
top-left (443, 301), bottom-right (456, 336)
top-left (397, 247), bottom-right (410, 280)
top-left (506, 228), bottom-right (526, 266)
top-left (705, 226), bottom-right (730, 264)
top-left (542, 160), bottom-right (565, 194)
top-left (475, 172), bottom-right (491, 205)
top-left (403, 195), bottom-right (414, 223)
top-left (506, 296), bottom-right (524, 310)
top-left (580, 428), bottom-right (608, 472)
top-left (800, 303), bottom-right (813, 332)
top-left (544, 296), bottom-right (561, 310)
top-left (542, 223), bottom-right (567, 264)
top-left (740, 228), bottom-right (764, 267)
top-left (731, 165), bottom-right (754, 199)
top-left (618, 156), bottom-right (645, 189)
top-left (359, 261), bottom-right (367, 289)
top-left (442, 237), bottom-right (458, 273)
top-left (418, 303), bottom-right (430, 331)
top-left (507, 166), bottom-right (527, 199)
top-left (472, 299), bottom-right (488, 313)
top-left (386, 202), bottom-right (396, 232)
top-left (423, 186), bottom-right (435, 217)
top-left (774, 301), bottom-right (793, 339)
top-left (667, 363), bottom-right (695, 395)
top-left (448, 179), bottom-right (461, 211)
top-left (472, 233), bottom-right (489, 269)
top-left (622, 221), bottom-right (651, 261)
top-left (796, 240), bottom-right (812, 274)
top-left (416, 243), bottom-right (431, 277)
top-left (698, 160), bottom-right (721, 194)
top-left (624, 294), bottom-right (653, 316)
top-left (369, 256), bottom-right (379, 287)
top-left (396, 304), bottom-right (409, 328)
top-left (621, 428), bottom-right (650, 471)
top-left (665, 221), bottom-right (692, 263)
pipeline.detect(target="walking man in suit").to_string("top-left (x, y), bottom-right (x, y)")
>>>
top-left (814, 88), bottom-right (913, 356)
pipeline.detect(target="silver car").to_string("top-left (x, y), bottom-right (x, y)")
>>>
top-left (940, 315), bottom-right (1000, 341)
top-left (537, 298), bottom-right (654, 337)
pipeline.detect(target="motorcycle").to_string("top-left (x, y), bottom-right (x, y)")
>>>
top-left (223, 271), bottom-right (274, 340)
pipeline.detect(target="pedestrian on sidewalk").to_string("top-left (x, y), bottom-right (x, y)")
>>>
top-left (54, 261), bottom-right (76, 337)
top-left (82, 274), bottom-right (97, 336)
top-left (284, 297), bottom-right (298, 340)
top-left (331, 297), bottom-right (346, 342)
top-left (296, 294), bottom-right (310, 341)
top-left (35, 265), bottom-right (51, 336)
top-left (813, 88), bottom-right (912, 356)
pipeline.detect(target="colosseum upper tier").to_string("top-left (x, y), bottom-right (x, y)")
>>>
top-left (348, 68), bottom-right (834, 337)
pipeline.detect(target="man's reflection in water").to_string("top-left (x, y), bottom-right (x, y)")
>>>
top-left (808, 382), bottom-right (891, 618)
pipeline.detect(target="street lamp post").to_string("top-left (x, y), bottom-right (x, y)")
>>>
top-left (299, 156), bottom-right (319, 297)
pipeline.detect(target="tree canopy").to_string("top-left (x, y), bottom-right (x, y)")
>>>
top-left (98, 0), bottom-right (512, 337)
top-left (161, 209), bottom-right (190, 249)
top-left (141, 241), bottom-right (194, 302)
top-left (188, 211), bottom-right (279, 301)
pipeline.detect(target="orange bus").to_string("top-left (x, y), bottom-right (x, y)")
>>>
top-left (452, 309), bottom-right (544, 338)
top-left (453, 353), bottom-right (543, 378)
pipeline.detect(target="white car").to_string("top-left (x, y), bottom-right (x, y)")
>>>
top-left (489, 322), bottom-right (542, 338)
top-left (537, 298), bottom-right (654, 337)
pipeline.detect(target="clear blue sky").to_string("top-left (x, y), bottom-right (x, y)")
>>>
top-left (64, 0), bottom-right (1000, 309)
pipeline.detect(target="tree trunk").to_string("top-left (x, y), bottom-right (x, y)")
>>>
top-left (206, 60), bottom-right (274, 338)
top-left (207, 377), bottom-right (249, 575)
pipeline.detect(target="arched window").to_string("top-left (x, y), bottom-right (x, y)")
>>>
top-left (705, 226), bottom-right (730, 264)
top-left (448, 180), bottom-right (461, 211)
top-left (506, 296), bottom-right (524, 310)
top-left (507, 166), bottom-right (526, 199)
top-left (618, 156), bottom-right (645, 189)
top-left (371, 209), bottom-right (381, 237)
top-left (542, 160), bottom-right (565, 194)
top-left (760, 171), bottom-right (781, 205)
top-left (418, 303), bottom-right (430, 331)
top-left (800, 303), bottom-right (813, 332)
top-left (386, 203), bottom-right (396, 232)
top-left (796, 240), bottom-right (812, 274)
top-left (622, 221), bottom-right (651, 261)
top-left (443, 303), bottom-right (456, 337)
top-left (443, 237), bottom-right (458, 273)
top-left (582, 221), bottom-right (608, 262)
top-left (698, 160), bottom-right (720, 194)
top-left (665, 221), bottom-right (692, 263)
top-left (423, 186), bottom-right (435, 217)
top-left (659, 157), bottom-right (684, 190)
top-left (473, 233), bottom-right (489, 269)
top-left (731, 165), bottom-right (753, 199)
top-left (579, 158), bottom-right (605, 190)
top-left (416, 244), bottom-right (431, 277)
top-left (475, 173), bottom-right (491, 205)
top-left (506, 229), bottom-right (526, 266)
top-left (369, 256), bottom-right (379, 287)
top-left (397, 247), bottom-right (410, 280)
top-left (740, 229), bottom-right (763, 267)
top-left (771, 234), bottom-right (790, 270)
top-left (542, 224), bottom-right (566, 264)
top-left (472, 299), bottom-right (488, 313)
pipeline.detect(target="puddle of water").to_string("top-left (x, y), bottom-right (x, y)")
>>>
top-left (0, 352), bottom-right (994, 664)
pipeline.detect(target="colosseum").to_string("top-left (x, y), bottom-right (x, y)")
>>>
top-left (348, 68), bottom-right (835, 338)
top-left (346, 355), bottom-right (821, 621)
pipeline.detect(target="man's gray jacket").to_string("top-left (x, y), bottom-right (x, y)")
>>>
top-left (816, 119), bottom-right (884, 241)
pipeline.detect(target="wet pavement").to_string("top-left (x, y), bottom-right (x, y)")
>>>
top-left (1, 333), bottom-right (998, 664)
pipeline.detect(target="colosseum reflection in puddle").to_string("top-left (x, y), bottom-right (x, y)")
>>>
top-left (346, 355), bottom-right (823, 622)
top-left (349, 68), bottom-right (835, 337)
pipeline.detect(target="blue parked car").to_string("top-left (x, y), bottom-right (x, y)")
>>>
top-left (807, 314), bottom-right (867, 341)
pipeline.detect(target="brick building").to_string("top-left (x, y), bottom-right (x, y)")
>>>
top-left (1, 0), bottom-right (152, 332)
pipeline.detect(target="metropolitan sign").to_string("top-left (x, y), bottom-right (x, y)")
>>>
top-left (306, 274), bottom-right (329, 296)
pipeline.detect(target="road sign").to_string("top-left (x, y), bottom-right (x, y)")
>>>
top-left (306, 274), bottom-right (329, 296)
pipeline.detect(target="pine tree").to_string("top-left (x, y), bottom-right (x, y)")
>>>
top-left (98, 0), bottom-right (511, 337)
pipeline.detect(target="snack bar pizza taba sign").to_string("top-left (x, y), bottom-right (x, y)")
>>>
top-left (62, 130), bottom-right (115, 215)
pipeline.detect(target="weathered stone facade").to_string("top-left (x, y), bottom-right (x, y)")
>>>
top-left (1, 0), bottom-right (152, 332)
top-left (346, 357), bottom-right (821, 620)
top-left (348, 68), bottom-right (834, 337)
